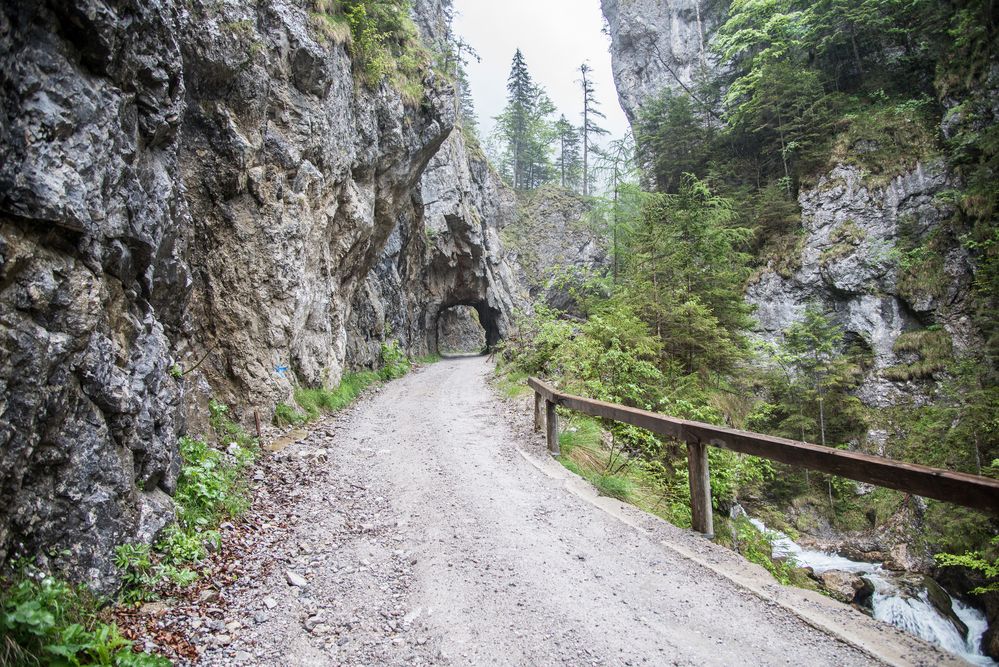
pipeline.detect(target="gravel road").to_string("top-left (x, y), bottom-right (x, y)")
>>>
top-left (192, 356), bottom-right (962, 666)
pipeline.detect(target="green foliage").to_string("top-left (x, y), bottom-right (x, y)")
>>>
top-left (293, 371), bottom-right (381, 422)
top-left (827, 96), bottom-right (940, 184)
top-left (0, 568), bottom-right (168, 666)
top-left (309, 0), bottom-right (432, 102)
top-left (883, 328), bottom-right (953, 381)
top-left (935, 536), bottom-right (999, 594)
top-left (755, 306), bottom-right (867, 448)
top-left (594, 474), bottom-right (632, 501)
top-left (274, 402), bottom-right (307, 427)
top-left (379, 341), bottom-right (411, 380)
top-left (731, 517), bottom-right (799, 585)
top-left (621, 176), bottom-right (753, 375)
top-left (281, 342), bottom-right (410, 427)
top-left (117, 401), bottom-right (258, 601)
top-left (495, 49), bottom-right (558, 190)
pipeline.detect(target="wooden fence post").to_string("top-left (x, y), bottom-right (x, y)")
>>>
top-left (687, 441), bottom-right (713, 538)
top-left (534, 392), bottom-right (543, 432)
top-left (545, 399), bottom-right (560, 456)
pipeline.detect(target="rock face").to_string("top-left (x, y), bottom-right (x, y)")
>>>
top-left (502, 186), bottom-right (608, 313)
top-left (600, 0), bottom-right (723, 122)
top-left (746, 161), bottom-right (975, 407)
top-left (0, 0), bottom-right (521, 591)
top-left (437, 306), bottom-right (486, 354)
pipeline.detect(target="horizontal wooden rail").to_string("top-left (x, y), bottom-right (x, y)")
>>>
top-left (528, 377), bottom-right (999, 536)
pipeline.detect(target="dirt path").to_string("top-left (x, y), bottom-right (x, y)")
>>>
top-left (191, 356), bottom-right (960, 666)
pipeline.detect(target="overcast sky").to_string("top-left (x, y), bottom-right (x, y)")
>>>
top-left (452, 0), bottom-right (630, 148)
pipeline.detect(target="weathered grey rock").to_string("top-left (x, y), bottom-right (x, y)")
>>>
top-left (502, 186), bottom-right (608, 314)
top-left (817, 569), bottom-right (871, 603)
top-left (286, 570), bottom-right (308, 588)
top-left (601, 0), bottom-right (724, 122)
top-left (0, 0), bottom-right (522, 592)
top-left (437, 306), bottom-right (487, 354)
top-left (745, 161), bottom-right (974, 409)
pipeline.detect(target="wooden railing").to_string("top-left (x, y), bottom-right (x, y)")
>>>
top-left (528, 377), bottom-right (999, 538)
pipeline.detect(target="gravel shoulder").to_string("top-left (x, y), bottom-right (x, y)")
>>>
top-left (184, 356), bottom-right (962, 666)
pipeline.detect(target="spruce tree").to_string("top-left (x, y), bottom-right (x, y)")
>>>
top-left (578, 62), bottom-right (609, 196)
top-left (554, 115), bottom-right (582, 191)
top-left (496, 50), bottom-right (555, 190)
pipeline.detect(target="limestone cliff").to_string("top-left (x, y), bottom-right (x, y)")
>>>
top-left (600, 0), bottom-right (980, 408)
top-left (0, 0), bottom-right (522, 591)
top-left (502, 186), bottom-right (608, 314)
top-left (600, 0), bottom-right (723, 123)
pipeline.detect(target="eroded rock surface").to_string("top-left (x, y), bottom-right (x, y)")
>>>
top-left (0, 0), bottom-right (521, 590)
top-left (503, 186), bottom-right (608, 314)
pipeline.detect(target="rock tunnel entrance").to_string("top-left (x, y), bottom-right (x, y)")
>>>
top-left (436, 302), bottom-right (502, 355)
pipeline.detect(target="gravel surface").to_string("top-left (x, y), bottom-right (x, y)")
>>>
top-left (170, 356), bottom-right (961, 666)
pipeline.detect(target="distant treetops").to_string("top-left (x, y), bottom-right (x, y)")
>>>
top-left (492, 49), bottom-right (610, 195)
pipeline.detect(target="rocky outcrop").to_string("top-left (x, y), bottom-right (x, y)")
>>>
top-left (746, 160), bottom-right (975, 407)
top-left (502, 186), bottom-right (607, 313)
top-left (815, 570), bottom-right (874, 604)
top-left (600, 0), bottom-right (723, 122)
top-left (437, 306), bottom-right (486, 354)
top-left (0, 0), bottom-right (521, 591)
top-left (601, 0), bottom-right (978, 410)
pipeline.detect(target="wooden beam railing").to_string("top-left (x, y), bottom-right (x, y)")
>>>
top-left (528, 377), bottom-right (999, 538)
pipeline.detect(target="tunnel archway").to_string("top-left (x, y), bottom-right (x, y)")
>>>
top-left (434, 301), bottom-right (503, 355)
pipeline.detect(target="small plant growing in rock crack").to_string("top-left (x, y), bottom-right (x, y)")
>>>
top-left (169, 364), bottom-right (183, 379)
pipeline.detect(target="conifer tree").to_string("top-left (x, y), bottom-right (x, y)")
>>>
top-left (554, 115), bottom-right (582, 191)
top-left (578, 62), bottom-right (609, 196)
top-left (496, 50), bottom-right (555, 190)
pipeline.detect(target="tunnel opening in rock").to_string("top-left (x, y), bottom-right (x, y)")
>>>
top-left (435, 300), bottom-right (504, 355)
top-left (437, 305), bottom-right (488, 355)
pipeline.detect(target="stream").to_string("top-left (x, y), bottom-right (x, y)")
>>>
top-left (741, 513), bottom-right (995, 665)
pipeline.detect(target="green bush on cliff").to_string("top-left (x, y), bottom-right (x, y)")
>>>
top-left (310, 0), bottom-right (432, 102)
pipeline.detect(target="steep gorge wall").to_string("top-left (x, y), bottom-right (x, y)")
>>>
top-left (0, 0), bottom-right (521, 591)
top-left (601, 0), bottom-right (982, 411)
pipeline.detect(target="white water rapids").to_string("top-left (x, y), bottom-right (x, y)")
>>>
top-left (744, 515), bottom-right (995, 665)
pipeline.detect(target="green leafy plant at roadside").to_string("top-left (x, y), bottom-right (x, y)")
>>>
top-left (292, 371), bottom-right (380, 423)
top-left (1, 566), bottom-right (168, 666)
top-left (283, 341), bottom-right (419, 426)
top-left (117, 402), bottom-right (258, 601)
top-left (379, 341), bottom-right (411, 380)
top-left (274, 402), bottom-right (307, 427)
top-left (732, 517), bottom-right (798, 585)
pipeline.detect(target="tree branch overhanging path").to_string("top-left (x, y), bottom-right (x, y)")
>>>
top-left (195, 357), bottom-right (964, 666)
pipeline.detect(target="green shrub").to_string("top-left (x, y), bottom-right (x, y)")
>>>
top-left (1, 567), bottom-right (168, 666)
top-left (595, 474), bottom-right (632, 501)
top-left (732, 517), bottom-right (797, 585)
top-left (379, 341), bottom-right (411, 380)
top-left (274, 402), bottom-right (307, 427)
top-left (117, 402), bottom-right (258, 601)
top-left (309, 0), bottom-right (434, 102)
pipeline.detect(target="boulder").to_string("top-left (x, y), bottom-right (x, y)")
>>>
top-left (818, 569), bottom-right (871, 603)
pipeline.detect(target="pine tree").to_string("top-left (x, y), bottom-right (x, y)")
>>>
top-left (554, 115), bottom-right (582, 191)
top-left (578, 62), bottom-right (609, 196)
top-left (456, 63), bottom-right (478, 138)
top-left (496, 50), bottom-right (555, 190)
